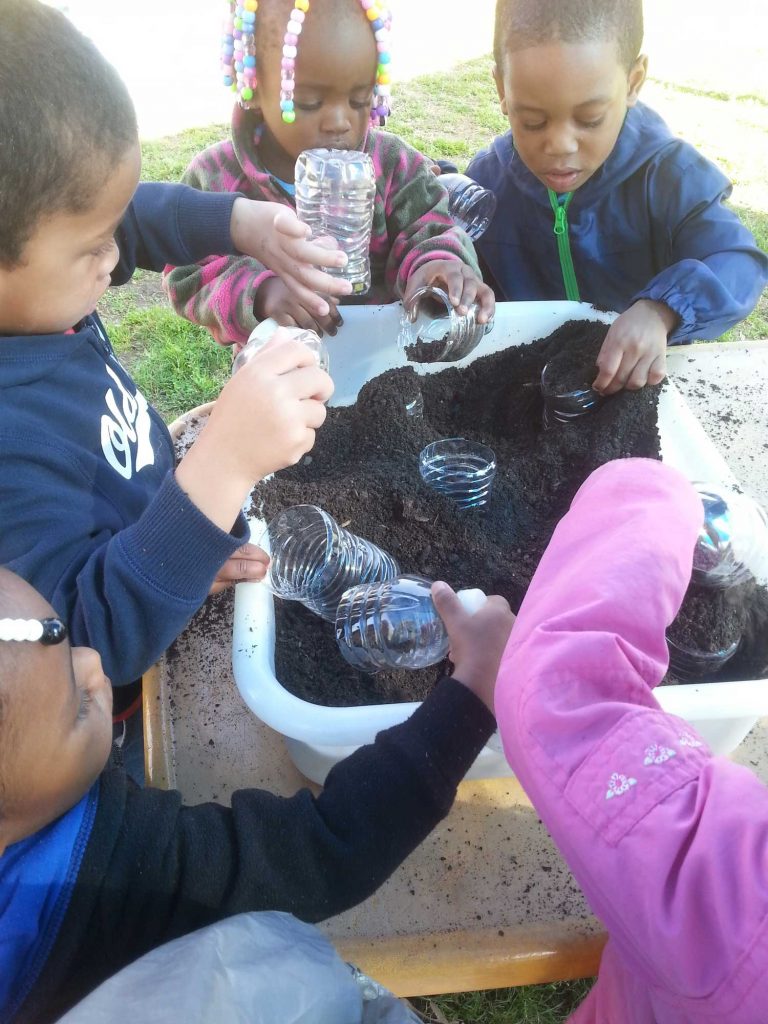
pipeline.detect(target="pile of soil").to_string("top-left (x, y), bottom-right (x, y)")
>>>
top-left (541, 321), bottom-right (602, 392)
top-left (249, 320), bottom-right (768, 706)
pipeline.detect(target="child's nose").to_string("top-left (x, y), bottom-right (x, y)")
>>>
top-left (320, 102), bottom-right (352, 139)
top-left (542, 125), bottom-right (579, 157)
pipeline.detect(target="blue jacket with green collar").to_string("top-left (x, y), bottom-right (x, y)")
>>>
top-left (467, 102), bottom-right (767, 342)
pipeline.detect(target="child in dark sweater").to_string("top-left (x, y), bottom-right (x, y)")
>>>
top-left (467, 0), bottom-right (767, 394)
top-left (0, 0), bottom-right (353, 699)
top-left (0, 568), bottom-right (512, 1023)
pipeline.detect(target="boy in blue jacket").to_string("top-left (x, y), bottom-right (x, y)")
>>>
top-left (0, 568), bottom-right (511, 1023)
top-left (0, 0), bottom-right (352, 745)
top-left (468, 0), bottom-right (768, 395)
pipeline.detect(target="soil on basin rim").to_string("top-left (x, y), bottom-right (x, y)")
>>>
top-left (244, 320), bottom-right (768, 707)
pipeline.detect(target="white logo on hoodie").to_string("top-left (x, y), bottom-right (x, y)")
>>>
top-left (100, 365), bottom-right (154, 480)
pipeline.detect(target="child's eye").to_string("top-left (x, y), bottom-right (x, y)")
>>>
top-left (294, 101), bottom-right (322, 112)
top-left (77, 690), bottom-right (93, 720)
top-left (578, 118), bottom-right (605, 129)
top-left (350, 96), bottom-right (373, 110)
top-left (521, 122), bottom-right (546, 132)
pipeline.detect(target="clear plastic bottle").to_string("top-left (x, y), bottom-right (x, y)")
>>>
top-left (335, 574), bottom-right (487, 672)
top-left (295, 148), bottom-right (376, 296)
top-left (398, 284), bottom-right (493, 363)
top-left (438, 173), bottom-right (497, 241)
top-left (259, 505), bottom-right (399, 622)
top-left (232, 318), bottom-right (329, 375)
top-left (691, 483), bottom-right (768, 588)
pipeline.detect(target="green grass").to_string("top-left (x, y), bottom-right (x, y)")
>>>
top-left (109, 307), bottom-right (230, 421)
top-left (103, 34), bottom-right (767, 1024)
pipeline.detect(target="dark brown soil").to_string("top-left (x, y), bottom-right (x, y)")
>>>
top-left (541, 320), bottom-right (604, 392)
top-left (667, 584), bottom-right (747, 654)
top-left (253, 320), bottom-right (666, 707)
top-left (231, 319), bottom-right (768, 705)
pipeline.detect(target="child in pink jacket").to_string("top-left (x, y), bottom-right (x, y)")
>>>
top-left (493, 458), bottom-right (768, 1023)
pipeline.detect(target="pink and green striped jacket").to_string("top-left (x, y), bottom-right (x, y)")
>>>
top-left (163, 105), bottom-right (480, 349)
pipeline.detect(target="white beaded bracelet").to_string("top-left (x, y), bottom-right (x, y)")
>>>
top-left (0, 617), bottom-right (68, 645)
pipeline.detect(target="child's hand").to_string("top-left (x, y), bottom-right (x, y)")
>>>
top-left (254, 277), bottom-right (343, 337)
top-left (210, 542), bottom-right (270, 594)
top-left (404, 261), bottom-right (496, 323)
top-left (592, 300), bottom-right (677, 395)
top-left (176, 333), bottom-right (333, 533)
top-left (431, 581), bottom-right (515, 713)
top-left (230, 199), bottom-right (352, 319)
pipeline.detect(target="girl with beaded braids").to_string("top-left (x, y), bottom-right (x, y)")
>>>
top-left (163, 0), bottom-right (494, 349)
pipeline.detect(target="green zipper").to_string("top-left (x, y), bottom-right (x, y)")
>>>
top-left (547, 188), bottom-right (580, 302)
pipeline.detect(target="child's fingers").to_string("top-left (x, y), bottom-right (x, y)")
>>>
top-left (249, 335), bottom-right (322, 374)
top-left (271, 207), bottom-right (311, 240)
top-left (592, 337), bottom-right (624, 393)
top-left (431, 580), bottom-right (466, 631)
top-left (456, 272), bottom-right (479, 315)
top-left (625, 354), bottom-right (654, 390)
top-left (647, 351), bottom-right (667, 386)
top-left (284, 363), bottom-right (335, 404)
top-left (475, 285), bottom-right (496, 324)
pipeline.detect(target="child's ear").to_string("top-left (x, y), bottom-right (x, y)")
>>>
top-left (492, 64), bottom-right (508, 116)
top-left (626, 54), bottom-right (648, 107)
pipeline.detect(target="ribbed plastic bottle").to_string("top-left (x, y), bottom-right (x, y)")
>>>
top-left (232, 318), bottom-right (329, 374)
top-left (439, 173), bottom-right (497, 241)
top-left (335, 575), bottom-right (486, 672)
top-left (294, 148), bottom-right (376, 296)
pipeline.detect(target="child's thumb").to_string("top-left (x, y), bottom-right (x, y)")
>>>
top-left (431, 580), bottom-right (462, 628)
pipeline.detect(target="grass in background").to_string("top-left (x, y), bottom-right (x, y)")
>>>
top-left (102, 45), bottom-right (767, 1024)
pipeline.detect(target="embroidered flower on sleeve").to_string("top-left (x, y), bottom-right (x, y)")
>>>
top-left (678, 733), bottom-right (703, 748)
top-left (606, 773), bottom-right (637, 800)
top-left (643, 743), bottom-right (677, 766)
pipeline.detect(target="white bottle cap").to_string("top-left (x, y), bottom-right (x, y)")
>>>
top-left (456, 588), bottom-right (487, 616)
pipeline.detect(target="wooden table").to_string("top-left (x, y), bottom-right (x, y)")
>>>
top-left (144, 340), bottom-right (768, 997)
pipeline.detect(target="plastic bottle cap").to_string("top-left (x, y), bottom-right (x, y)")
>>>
top-left (456, 588), bottom-right (487, 616)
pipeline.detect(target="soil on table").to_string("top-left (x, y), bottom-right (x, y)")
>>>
top-left (541, 320), bottom-right (604, 393)
top-left (234, 319), bottom-right (767, 706)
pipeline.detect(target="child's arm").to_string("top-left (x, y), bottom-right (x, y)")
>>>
top-left (117, 182), bottom-right (350, 348)
top-left (496, 459), bottom-right (768, 1019)
top-left (0, 338), bottom-right (332, 685)
top-left (594, 148), bottom-right (768, 393)
top-left (376, 137), bottom-right (494, 314)
top-left (34, 671), bottom-right (506, 1015)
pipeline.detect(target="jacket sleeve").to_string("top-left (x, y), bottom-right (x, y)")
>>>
top-left (495, 459), bottom-right (768, 1019)
top-left (112, 182), bottom-right (239, 284)
top-left (632, 149), bottom-right (768, 342)
top-left (161, 163), bottom-right (281, 349)
top-left (380, 140), bottom-right (481, 298)
top-left (32, 679), bottom-right (495, 1021)
top-left (0, 438), bottom-right (248, 685)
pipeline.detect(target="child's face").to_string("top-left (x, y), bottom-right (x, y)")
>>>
top-left (494, 40), bottom-right (647, 193)
top-left (255, 8), bottom-right (377, 180)
top-left (0, 572), bottom-right (113, 853)
top-left (0, 142), bottom-right (141, 335)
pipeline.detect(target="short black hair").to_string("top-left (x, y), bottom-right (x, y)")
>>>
top-left (494, 0), bottom-right (644, 73)
top-left (0, 0), bottom-right (138, 267)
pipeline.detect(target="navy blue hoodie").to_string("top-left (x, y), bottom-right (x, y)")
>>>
top-left (0, 183), bottom-right (249, 685)
top-left (467, 102), bottom-right (767, 341)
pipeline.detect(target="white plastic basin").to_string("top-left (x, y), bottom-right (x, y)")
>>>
top-left (233, 301), bottom-right (768, 784)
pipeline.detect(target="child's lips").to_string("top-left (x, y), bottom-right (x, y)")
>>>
top-left (542, 168), bottom-right (581, 190)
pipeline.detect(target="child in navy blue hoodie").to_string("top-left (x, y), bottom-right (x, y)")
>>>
top-left (468, 0), bottom-right (768, 395)
top-left (0, 0), bottom-right (355, 714)
top-left (0, 569), bottom-right (510, 1023)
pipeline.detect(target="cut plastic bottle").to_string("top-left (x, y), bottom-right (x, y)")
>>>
top-left (258, 505), bottom-right (399, 622)
top-left (438, 173), bottom-right (497, 241)
top-left (335, 574), bottom-right (487, 672)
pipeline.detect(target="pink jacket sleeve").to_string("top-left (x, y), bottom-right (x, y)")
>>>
top-left (496, 459), bottom-right (768, 1022)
